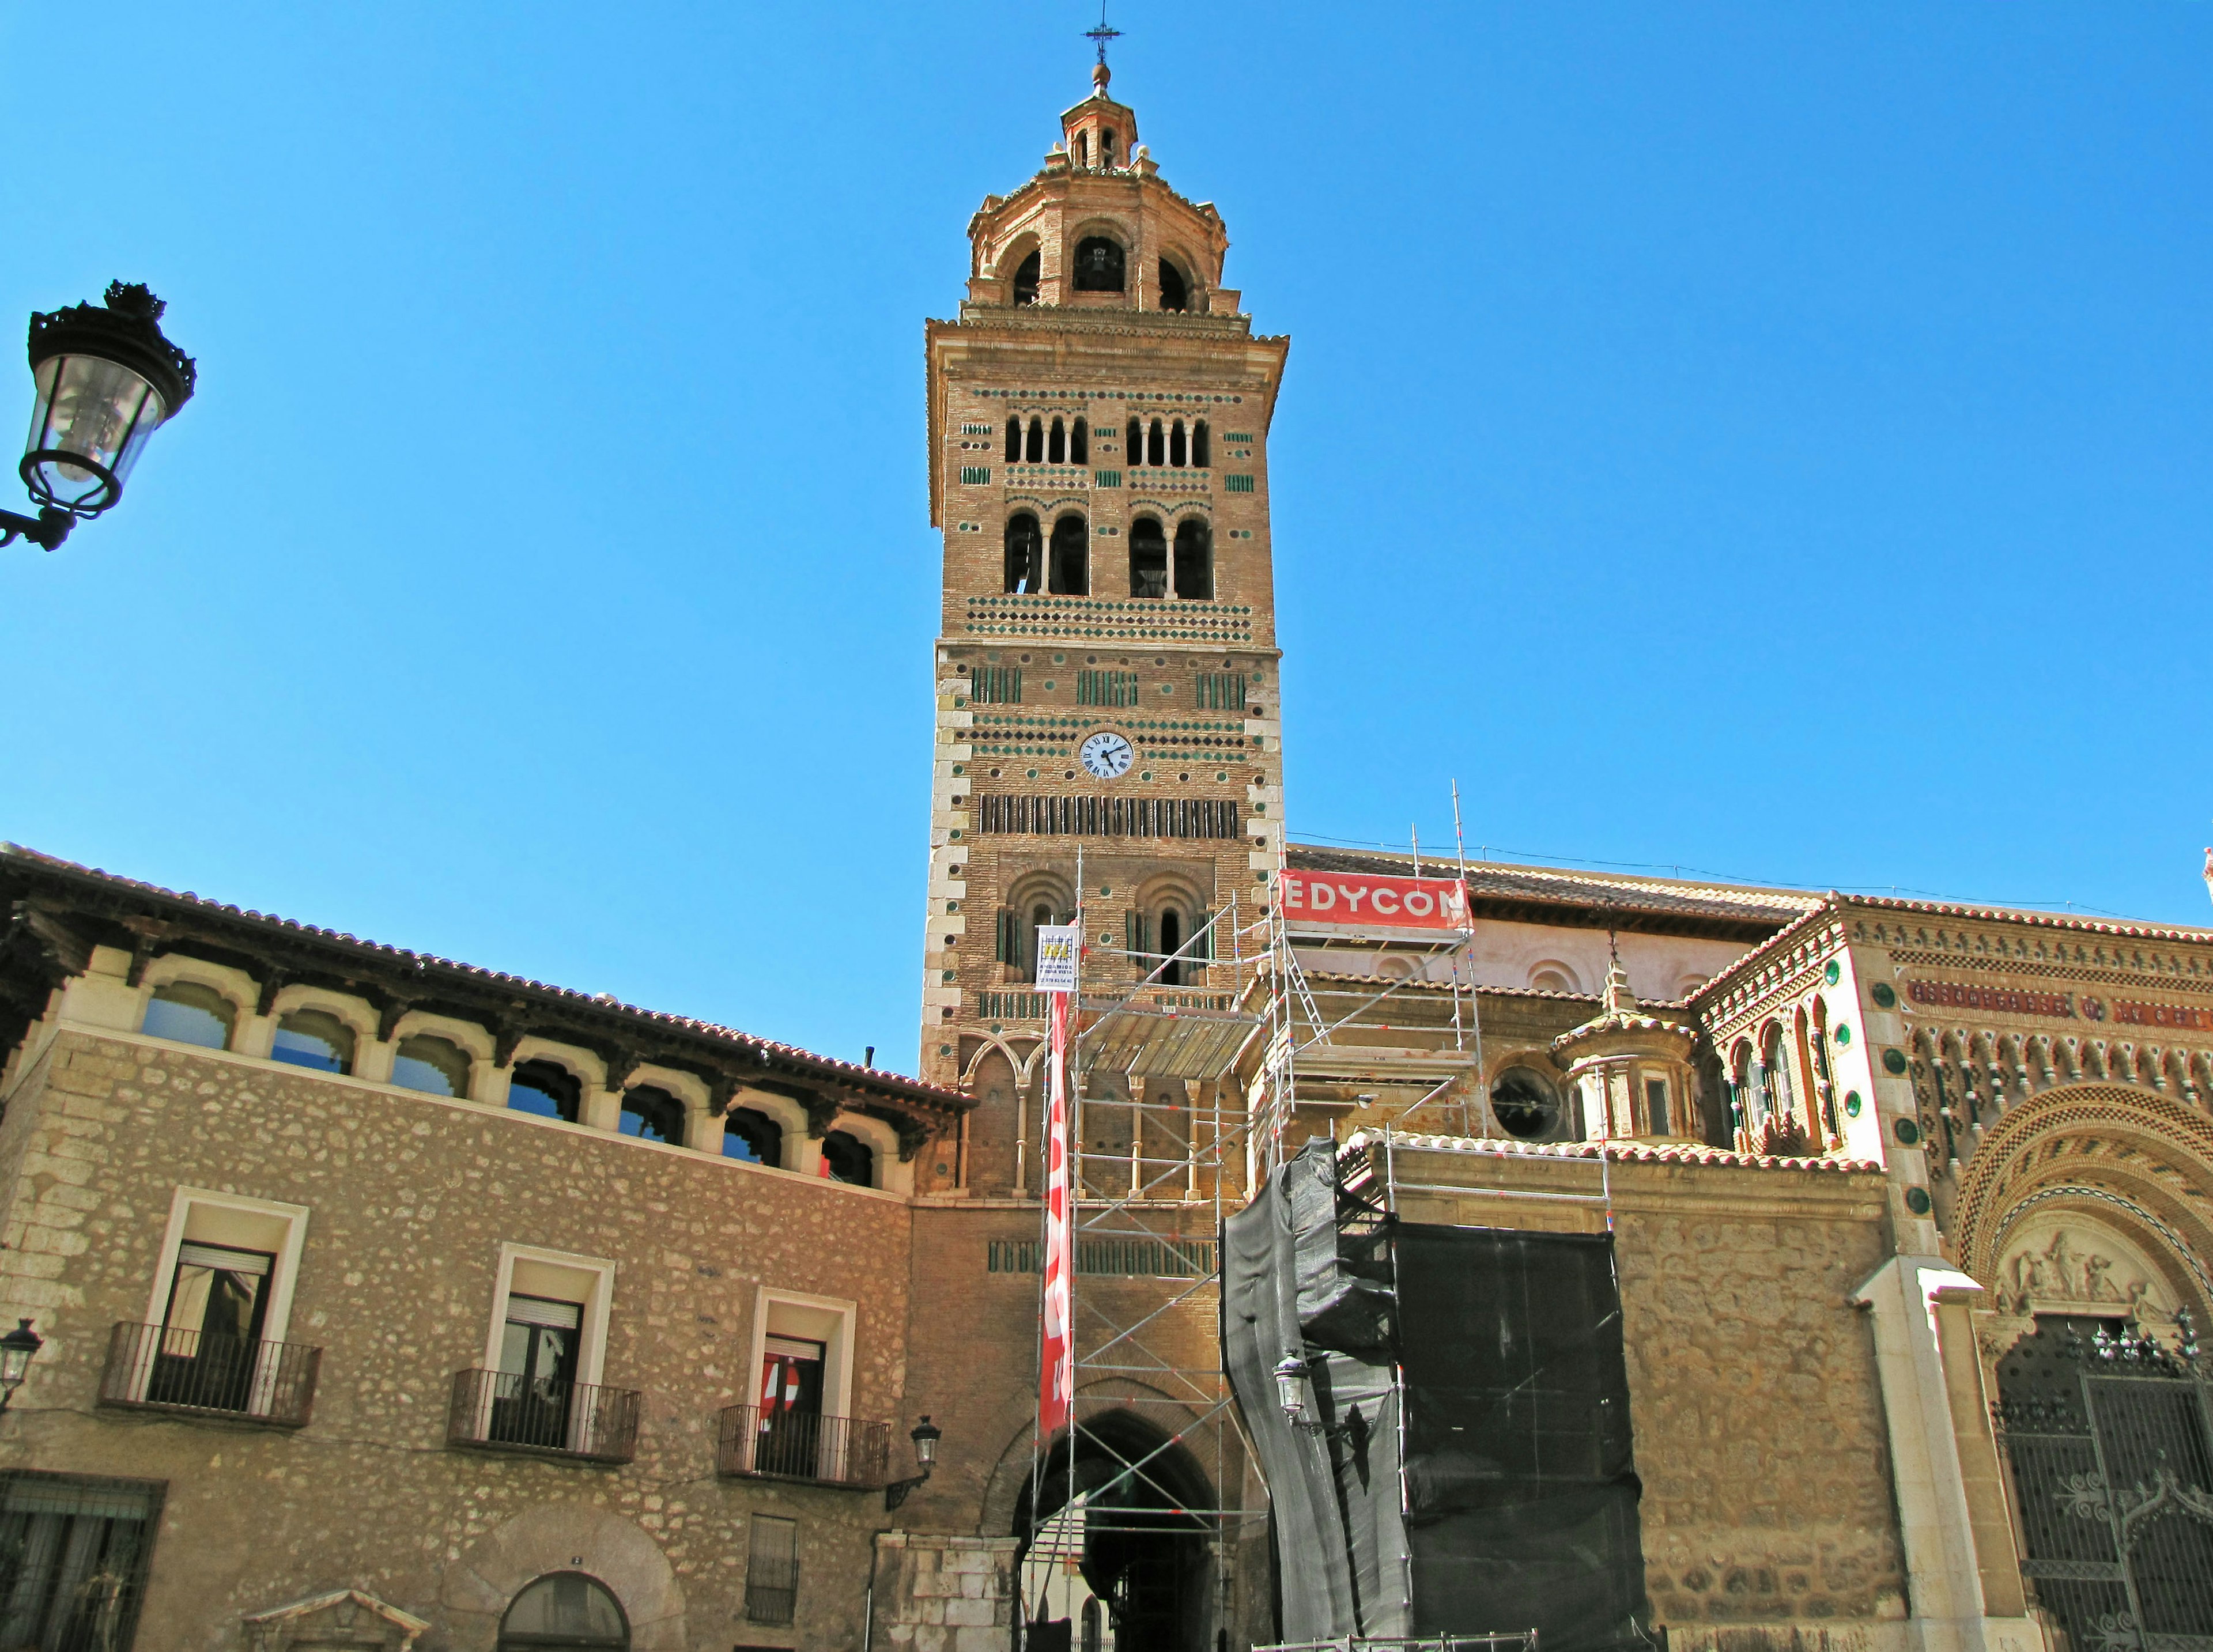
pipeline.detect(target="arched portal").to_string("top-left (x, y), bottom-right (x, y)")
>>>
top-left (1011, 1408), bottom-right (1215, 1652)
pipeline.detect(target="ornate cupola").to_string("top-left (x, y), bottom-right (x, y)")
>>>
top-left (961, 62), bottom-right (1236, 316)
top-left (1550, 956), bottom-right (1701, 1143)
top-left (1063, 62), bottom-right (1136, 173)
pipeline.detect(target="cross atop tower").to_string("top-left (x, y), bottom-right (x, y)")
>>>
top-left (1085, 3), bottom-right (1121, 90)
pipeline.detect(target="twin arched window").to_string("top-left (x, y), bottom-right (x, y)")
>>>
top-left (1004, 512), bottom-right (1089, 595)
top-left (1123, 417), bottom-right (1209, 470)
top-left (1126, 902), bottom-right (1211, 986)
top-left (1127, 516), bottom-right (1211, 600)
top-left (1004, 415), bottom-right (1087, 466)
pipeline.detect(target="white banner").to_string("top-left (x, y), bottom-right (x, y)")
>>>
top-left (1034, 924), bottom-right (1081, 993)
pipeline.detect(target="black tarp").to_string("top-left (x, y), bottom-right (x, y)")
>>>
top-left (1222, 1142), bottom-right (1649, 1651)
top-left (1224, 1153), bottom-right (1351, 1640)
top-left (1394, 1223), bottom-right (1648, 1651)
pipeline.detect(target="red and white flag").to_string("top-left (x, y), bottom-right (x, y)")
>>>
top-left (1038, 962), bottom-right (1077, 1438)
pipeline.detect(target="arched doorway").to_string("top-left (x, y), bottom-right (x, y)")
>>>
top-left (498, 1573), bottom-right (628, 1651)
top-left (1013, 1408), bottom-right (1215, 1652)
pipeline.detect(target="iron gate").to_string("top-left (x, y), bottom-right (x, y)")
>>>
top-left (1994, 1315), bottom-right (2213, 1652)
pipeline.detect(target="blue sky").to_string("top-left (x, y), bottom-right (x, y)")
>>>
top-left (2, 3), bottom-right (2207, 1069)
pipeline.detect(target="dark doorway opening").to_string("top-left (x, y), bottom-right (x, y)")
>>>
top-left (1014, 1409), bottom-right (1215, 1652)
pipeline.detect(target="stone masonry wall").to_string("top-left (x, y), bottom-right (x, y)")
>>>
top-left (0, 1028), bottom-right (920, 1652)
top-left (1614, 1195), bottom-right (1909, 1634)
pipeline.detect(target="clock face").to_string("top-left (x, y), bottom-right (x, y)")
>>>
top-left (1079, 731), bottom-right (1135, 780)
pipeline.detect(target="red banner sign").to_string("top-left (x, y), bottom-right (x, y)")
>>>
top-left (1037, 990), bottom-right (1075, 1439)
top-left (1277, 871), bottom-right (1471, 931)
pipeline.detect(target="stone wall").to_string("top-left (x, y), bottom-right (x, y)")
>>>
top-left (867, 1534), bottom-right (1021, 1652)
top-left (0, 1027), bottom-right (922, 1652)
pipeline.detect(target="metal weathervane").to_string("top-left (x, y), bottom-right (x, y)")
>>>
top-left (1085, 2), bottom-right (1121, 69)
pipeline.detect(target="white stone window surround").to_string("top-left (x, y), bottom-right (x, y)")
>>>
top-left (128, 1186), bottom-right (312, 1408)
top-left (482, 1242), bottom-right (617, 1390)
top-left (747, 1285), bottom-right (858, 1428)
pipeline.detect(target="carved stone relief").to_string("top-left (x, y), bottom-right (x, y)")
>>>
top-left (1991, 1214), bottom-right (2179, 1324)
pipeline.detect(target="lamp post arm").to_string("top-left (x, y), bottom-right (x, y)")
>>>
top-left (0, 508), bottom-right (73, 551)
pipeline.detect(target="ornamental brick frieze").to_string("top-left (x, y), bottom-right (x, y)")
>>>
top-left (1856, 914), bottom-right (2213, 985)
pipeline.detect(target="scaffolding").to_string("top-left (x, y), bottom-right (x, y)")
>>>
top-left (1018, 863), bottom-right (1272, 1648)
top-left (1249, 860), bottom-right (1487, 1184)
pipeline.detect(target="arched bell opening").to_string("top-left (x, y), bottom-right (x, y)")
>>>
top-left (1012, 1408), bottom-right (1215, 1652)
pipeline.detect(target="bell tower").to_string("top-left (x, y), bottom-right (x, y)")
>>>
top-left (917, 59), bottom-right (1290, 1180)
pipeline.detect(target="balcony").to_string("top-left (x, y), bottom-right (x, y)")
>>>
top-left (99, 1321), bottom-right (320, 1427)
top-left (446, 1369), bottom-right (640, 1465)
top-left (718, 1405), bottom-right (890, 1489)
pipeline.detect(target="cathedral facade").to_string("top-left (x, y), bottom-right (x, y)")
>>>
top-left (0, 55), bottom-right (2208, 1652)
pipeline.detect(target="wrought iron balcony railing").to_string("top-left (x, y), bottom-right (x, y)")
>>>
top-left (446, 1369), bottom-right (640, 1464)
top-left (98, 1321), bottom-right (320, 1427)
top-left (717, 1405), bottom-right (891, 1488)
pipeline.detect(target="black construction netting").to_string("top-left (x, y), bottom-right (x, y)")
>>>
top-left (1223, 1140), bottom-right (1650, 1651)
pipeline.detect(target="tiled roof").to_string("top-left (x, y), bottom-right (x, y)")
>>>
top-left (1358, 1130), bottom-right (1882, 1176)
top-left (1841, 891), bottom-right (2213, 947)
top-left (0, 843), bottom-right (968, 1112)
top-left (1691, 889), bottom-right (2213, 1007)
top-left (1296, 967), bottom-right (1600, 1003)
top-left (1287, 847), bottom-right (1821, 929)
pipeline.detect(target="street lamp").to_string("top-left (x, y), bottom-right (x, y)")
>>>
top-left (885, 1415), bottom-right (944, 1511)
top-left (0, 1319), bottom-right (43, 1411)
top-left (3, 282), bottom-right (195, 552)
top-left (1273, 1354), bottom-right (1311, 1424)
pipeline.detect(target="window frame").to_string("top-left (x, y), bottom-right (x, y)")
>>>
top-left (748, 1286), bottom-right (857, 1430)
top-left (132, 1187), bottom-right (311, 1410)
top-left (485, 1243), bottom-right (617, 1393)
top-left (0, 1469), bottom-right (166, 1652)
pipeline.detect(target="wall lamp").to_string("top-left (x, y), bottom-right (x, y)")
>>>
top-left (3, 282), bottom-right (195, 552)
top-left (0, 1319), bottom-right (43, 1411)
top-left (1274, 1354), bottom-right (1312, 1424)
top-left (885, 1415), bottom-right (943, 1511)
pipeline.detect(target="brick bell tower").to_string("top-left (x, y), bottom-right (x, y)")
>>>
top-left (918, 59), bottom-right (1290, 1183)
